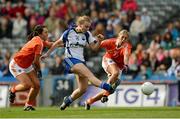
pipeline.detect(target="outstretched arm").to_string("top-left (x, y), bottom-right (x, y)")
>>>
top-left (41, 39), bottom-right (64, 59)
top-left (89, 34), bottom-right (104, 51)
top-left (44, 41), bottom-right (54, 49)
top-left (47, 39), bottom-right (64, 55)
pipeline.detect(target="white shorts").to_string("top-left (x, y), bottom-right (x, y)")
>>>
top-left (102, 57), bottom-right (116, 73)
top-left (102, 57), bottom-right (122, 76)
top-left (9, 59), bottom-right (34, 77)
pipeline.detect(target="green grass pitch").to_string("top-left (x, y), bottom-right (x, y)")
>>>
top-left (1, 107), bottom-right (180, 118)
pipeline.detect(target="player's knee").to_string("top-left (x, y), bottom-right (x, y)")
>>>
top-left (79, 87), bottom-right (87, 94)
top-left (111, 71), bottom-right (119, 78)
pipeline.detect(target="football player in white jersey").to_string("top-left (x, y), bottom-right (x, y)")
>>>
top-left (41, 15), bottom-right (114, 110)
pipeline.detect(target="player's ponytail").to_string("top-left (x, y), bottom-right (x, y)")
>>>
top-left (27, 25), bottom-right (46, 41)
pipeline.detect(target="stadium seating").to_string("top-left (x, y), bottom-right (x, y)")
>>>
top-left (137, 0), bottom-right (180, 31)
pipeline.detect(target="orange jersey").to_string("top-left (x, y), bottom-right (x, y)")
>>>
top-left (14, 36), bottom-right (50, 68)
top-left (100, 38), bottom-right (132, 68)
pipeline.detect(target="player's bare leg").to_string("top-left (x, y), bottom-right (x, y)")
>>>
top-left (24, 70), bottom-right (40, 111)
top-left (85, 64), bottom-right (121, 110)
top-left (85, 92), bottom-right (104, 110)
top-left (9, 73), bottom-right (33, 103)
top-left (85, 78), bottom-right (121, 110)
top-left (101, 64), bottom-right (121, 102)
top-left (101, 79), bottom-right (121, 103)
top-left (60, 64), bottom-right (114, 110)
top-left (85, 78), bottom-right (116, 110)
top-left (60, 74), bottom-right (88, 110)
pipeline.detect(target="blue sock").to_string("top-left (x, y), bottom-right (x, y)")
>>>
top-left (100, 82), bottom-right (111, 91)
top-left (65, 96), bottom-right (73, 105)
top-left (68, 96), bottom-right (73, 103)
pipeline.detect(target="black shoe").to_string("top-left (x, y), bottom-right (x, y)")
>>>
top-left (60, 102), bottom-right (68, 110)
top-left (84, 101), bottom-right (91, 110)
top-left (9, 91), bottom-right (16, 103)
top-left (60, 97), bottom-right (70, 110)
top-left (101, 96), bottom-right (108, 103)
top-left (24, 106), bottom-right (36, 111)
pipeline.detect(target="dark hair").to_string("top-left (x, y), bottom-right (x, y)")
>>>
top-left (27, 25), bottom-right (46, 41)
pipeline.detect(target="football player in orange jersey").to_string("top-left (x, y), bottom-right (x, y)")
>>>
top-left (85, 30), bottom-right (132, 110)
top-left (9, 25), bottom-right (53, 111)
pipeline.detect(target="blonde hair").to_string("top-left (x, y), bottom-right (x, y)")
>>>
top-left (119, 29), bottom-right (129, 36)
top-left (76, 15), bottom-right (91, 25)
top-left (118, 29), bottom-right (130, 41)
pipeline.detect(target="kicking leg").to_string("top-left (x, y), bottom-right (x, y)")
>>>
top-left (60, 74), bottom-right (88, 110)
top-left (101, 64), bottom-right (122, 102)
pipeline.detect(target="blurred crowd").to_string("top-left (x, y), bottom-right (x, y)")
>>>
top-left (0, 0), bottom-right (180, 80)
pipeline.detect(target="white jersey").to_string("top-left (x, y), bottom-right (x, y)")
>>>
top-left (60, 28), bottom-right (96, 61)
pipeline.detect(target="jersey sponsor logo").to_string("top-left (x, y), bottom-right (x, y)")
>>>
top-left (69, 42), bottom-right (85, 48)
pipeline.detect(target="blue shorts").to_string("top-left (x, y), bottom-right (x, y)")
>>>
top-left (63, 58), bottom-right (85, 74)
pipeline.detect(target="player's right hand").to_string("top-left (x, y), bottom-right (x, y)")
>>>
top-left (41, 53), bottom-right (49, 61)
top-left (97, 34), bottom-right (104, 41)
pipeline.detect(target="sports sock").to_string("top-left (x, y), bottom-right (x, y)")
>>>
top-left (65, 96), bottom-right (73, 105)
top-left (99, 82), bottom-right (111, 91)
